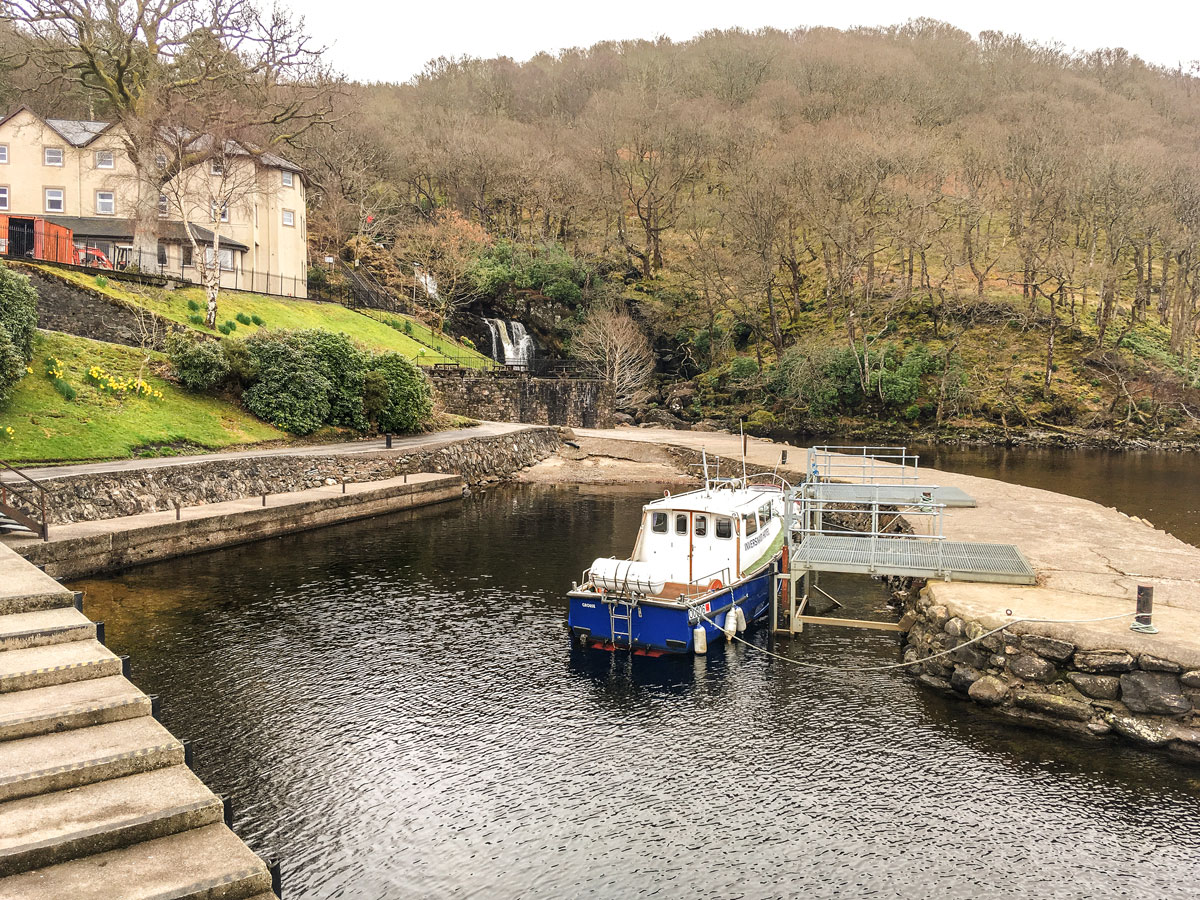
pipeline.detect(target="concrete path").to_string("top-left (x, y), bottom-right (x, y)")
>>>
top-left (576, 426), bottom-right (1200, 646)
top-left (0, 542), bottom-right (278, 898)
top-left (2, 421), bottom-right (528, 482)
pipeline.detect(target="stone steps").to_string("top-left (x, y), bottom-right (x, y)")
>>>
top-left (0, 823), bottom-right (274, 899)
top-left (0, 766), bottom-right (223, 877)
top-left (0, 640), bottom-right (120, 694)
top-left (0, 607), bottom-right (96, 652)
top-left (0, 675), bottom-right (149, 742)
top-left (0, 717), bottom-right (183, 803)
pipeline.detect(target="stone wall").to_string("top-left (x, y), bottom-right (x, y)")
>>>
top-left (28, 427), bottom-right (561, 524)
top-left (901, 590), bottom-right (1200, 764)
top-left (429, 371), bottom-right (614, 428)
top-left (19, 265), bottom-right (172, 350)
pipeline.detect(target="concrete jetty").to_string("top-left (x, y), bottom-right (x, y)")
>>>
top-left (0, 542), bottom-right (278, 898)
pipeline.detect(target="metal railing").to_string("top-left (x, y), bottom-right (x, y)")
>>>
top-left (806, 445), bottom-right (920, 484)
top-left (0, 460), bottom-right (50, 541)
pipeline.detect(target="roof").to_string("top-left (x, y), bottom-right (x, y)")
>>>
top-left (42, 216), bottom-right (250, 252)
top-left (45, 118), bottom-right (112, 147)
top-left (647, 485), bottom-right (781, 516)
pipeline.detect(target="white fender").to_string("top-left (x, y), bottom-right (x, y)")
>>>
top-left (693, 625), bottom-right (708, 655)
top-left (735, 605), bottom-right (747, 633)
top-left (724, 609), bottom-right (738, 640)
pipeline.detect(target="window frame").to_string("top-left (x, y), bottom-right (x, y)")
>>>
top-left (695, 515), bottom-right (708, 537)
top-left (281, 170), bottom-right (294, 187)
top-left (44, 187), bottom-right (65, 213)
top-left (182, 244), bottom-right (194, 267)
top-left (94, 149), bottom-right (115, 169)
top-left (282, 208), bottom-right (295, 228)
top-left (211, 202), bottom-right (229, 223)
top-left (158, 194), bottom-right (169, 217)
top-left (0, 144), bottom-right (8, 164)
top-left (95, 190), bottom-right (115, 216)
top-left (43, 147), bottom-right (64, 167)
top-left (743, 512), bottom-right (758, 537)
top-left (0, 186), bottom-right (8, 212)
top-left (156, 242), bottom-right (167, 266)
top-left (650, 512), bottom-right (668, 534)
top-left (210, 159), bottom-right (225, 176)
top-left (715, 517), bottom-right (732, 540)
top-left (674, 514), bottom-right (688, 535)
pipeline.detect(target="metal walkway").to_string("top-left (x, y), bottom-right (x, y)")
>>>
top-left (802, 482), bottom-right (976, 508)
top-left (791, 535), bottom-right (1035, 585)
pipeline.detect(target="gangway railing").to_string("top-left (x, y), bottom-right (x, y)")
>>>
top-left (807, 445), bottom-right (920, 484)
top-left (0, 459), bottom-right (50, 541)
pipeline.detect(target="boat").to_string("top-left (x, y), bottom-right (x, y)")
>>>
top-left (567, 470), bottom-right (787, 656)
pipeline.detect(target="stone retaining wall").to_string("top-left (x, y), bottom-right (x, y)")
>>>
top-left (429, 371), bottom-right (614, 428)
top-left (20, 265), bottom-right (173, 350)
top-left (901, 590), bottom-right (1200, 763)
top-left (28, 427), bottom-right (561, 525)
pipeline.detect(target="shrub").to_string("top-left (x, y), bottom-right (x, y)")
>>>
top-left (52, 377), bottom-right (77, 401)
top-left (2, 425), bottom-right (13, 442)
top-left (241, 332), bottom-right (331, 435)
top-left (224, 320), bottom-right (237, 332)
top-left (235, 312), bottom-right (252, 326)
top-left (729, 356), bottom-right (759, 381)
top-left (250, 314), bottom-right (265, 326)
top-left (461, 336), bottom-right (476, 351)
top-left (0, 330), bottom-right (25, 406)
top-left (187, 299), bottom-right (201, 312)
top-left (362, 370), bottom-right (389, 426)
top-left (188, 314), bottom-right (205, 326)
top-left (289, 329), bottom-right (368, 430)
top-left (166, 334), bottom-right (229, 391)
top-left (0, 265), bottom-right (38, 362)
top-left (403, 320), bottom-right (413, 336)
top-left (222, 339), bottom-right (258, 387)
top-left (369, 352), bottom-right (432, 433)
top-left (744, 409), bottom-right (777, 435)
top-left (94, 275), bottom-right (109, 288)
top-left (217, 323), bottom-right (231, 335)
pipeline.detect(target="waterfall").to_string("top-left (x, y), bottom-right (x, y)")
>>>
top-left (414, 264), bottom-right (438, 299)
top-left (485, 318), bottom-right (536, 367)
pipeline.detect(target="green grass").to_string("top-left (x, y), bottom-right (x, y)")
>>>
top-left (0, 332), bottom-right (282, 463)
top-left (28, 264), bottom-right (495, 367)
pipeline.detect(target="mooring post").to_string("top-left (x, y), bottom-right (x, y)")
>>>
top-left (174, 499), bottom-right (181, 521)
top-left (342, 481), bottom-right (347, 494)
top-left (262, 493), bottom-right (267, 507)
top-left (1132, 584), bottom-right (1158, 634)
top-left (385, 433), bottom-right (393, 449)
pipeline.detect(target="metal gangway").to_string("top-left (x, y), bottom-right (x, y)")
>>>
top-left (775, 446), bottom-right (1034, 634)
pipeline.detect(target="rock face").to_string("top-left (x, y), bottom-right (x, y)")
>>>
top-left (968, 676), bottom-right (1008, 706)
top-left (1014, 691), bottom-right (1093, 722)
top-left (638, 408), bottom-right (690, 430)
top-left (1066, 673), bottom-right (1121, 700)
top-left (428, 371), bottom-right (614, 428)
top-left (1008, 653), bottom-right (1057, 683)
top-left (1020, 634), bottom-right (1075, 663)
top-left (1119, 672), bottom-right (1192, 716)
top-left (1074, 650), bottom-right (1136, 674)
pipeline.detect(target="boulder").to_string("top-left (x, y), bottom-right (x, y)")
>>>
top-left (1105, 713), bottom-right (1170, 746)
top-left (1066, 672), bottom-right (1121, 700)
top-left (691, 421), bottom-right (720, 432)
top-left (950, 645), bottom-right (989, 670)
top-left (1181, 670), bottom-right (1200, 689)
top-left (1138, 654), bottom-right (1182, 674)
top-left (638, 408), bottom-right (690, 430)
top-left (950, 665), bottom-right (983, 694)
top-left (613, 412), bottom-right (635, 426)
top-left (897, 610), bottom-right (918, 632)
top-left (1119, 672), bottom-right (1192, 716)
top-left (916, 673), bottom-right (953, 695)
top-left (1013, 691), bottom-right (1094, 722)
top-left (1074, 650), bottom-right (1136, 674)
top-left (944, 617), bottom-right (965, 638)
top-left (926, 605), bottom-right (950, 630)
top-left (1008, 653), bottom-right (1057, 683)
top-left (968, 675), bottom-right (1008, 706)
top-left (1020, 634), bottom-right (1075, 664)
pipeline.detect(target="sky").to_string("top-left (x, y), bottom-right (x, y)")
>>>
top-left (283, 0), bottom-right (1200, 84)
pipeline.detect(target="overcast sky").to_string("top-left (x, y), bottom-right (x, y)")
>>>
top-left (284, 0), bottom-right (1200, 84)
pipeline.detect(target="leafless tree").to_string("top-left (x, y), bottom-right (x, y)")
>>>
top-left (572, 303), bottom-right (656, 407)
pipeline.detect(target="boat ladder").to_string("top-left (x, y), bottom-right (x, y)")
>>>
top-left (609, 600), bottom-right (634, 646)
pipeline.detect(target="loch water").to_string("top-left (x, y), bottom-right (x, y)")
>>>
top-left (73, 483), bottom-right (1200, 899)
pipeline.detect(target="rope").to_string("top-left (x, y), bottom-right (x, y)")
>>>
top-left (691, 606), bottom-right (1138, 673)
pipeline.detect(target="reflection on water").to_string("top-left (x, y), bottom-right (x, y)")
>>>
top-left (73, 486), bottom-right (1200, 899)
top-left (912, 444), bottom-right (1200, 547)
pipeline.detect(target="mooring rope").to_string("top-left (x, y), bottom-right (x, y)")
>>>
top-left (692, 606), bottom-right (1139, 673)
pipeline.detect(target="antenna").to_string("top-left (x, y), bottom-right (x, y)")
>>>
top-left (701, 449), bottom-right (710, 492)
top-left (739, 420), bottom-right (747, 486)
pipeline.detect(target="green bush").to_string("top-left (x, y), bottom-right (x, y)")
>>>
top-left (362, 370), bottom-right (389, 426)
top-left (250, 314), bottom-right (265, 326)
top-left (0, 266), bottom-right (37, 405)
top-left (216, 323), bottom-right (231, 335)
top-left (729, 356), bottom-right (759, 381)
top-left (744, 409), bottom-right (777, 435)
top-left (460, 336), bottom-right (476, 350)
top-left (0, 329), bottom-right (24, 406)
top-left (224, 320), bottom-right (237, 332)
top-left (290, 330), bottom-right (369, 430)
top-left (94, 275), bottom-right (109, 288)
top-left (222, 339), bottom-right (258, 387)
top-left (188, 314), bottom-right (205, 326)
top-left (52, 377), bottom-right (76, 401)
top-left (369, 352), bottom-right (432, 433)
top-left (165, 334), bottom-right (230, 391)
top-left (235, 312), bottom-right (252, 326)
top-left (187, 299), bottom-right (201, 312)
top-left (241, 332), bottom-right (331, 435)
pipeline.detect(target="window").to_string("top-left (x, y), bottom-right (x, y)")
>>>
top-left (155, 152), bottom-right (167, 169)
top-left (210, 159), bottom-right (224, 175)
top-left (95, 150), bottom-right (114, 169)
top-left (282, 209), bottom-right (295, 227)
top-left (182, 244), bottom-right (194, 267)
top-left (0, 186), bottom-right (7, 211)
top-left (158, 194), bottom-right (168, 217)
top-left (695, 515), bottom-right (707, 537)
top-left (743, 513), bottom-right (757, 537)
top-left (156, 243), bottom-right (167, 266)
top-left (0, 145), bottom-right (8, 164)
top-left (675, 514), bottom-right (688, 535)
top-left (95, 191), bottom-right (115, 215)
top-left (205, 246), bottom-right (234, 270)
top-left (651, 512), bottom-right (668, 534)
top-left (281, 170), bottom-right (294, 187)
top-left (759, 503), bottom-right (773, 526)
top-left (715, 518), bottom-right (732, 539)
top-left (211, 202), bottom-right (229, 223)
top-left (44, 188), bottom-right (64, 213)
top-left (44, 147), bottom-right (63, 166)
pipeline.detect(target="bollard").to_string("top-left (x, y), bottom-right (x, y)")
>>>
top-left (182, 739), bottom-right (194, 767)
top-left (262, 493), bottom-right (267, 507)
top-left (342, 481), bottom-right (346, 494)
top-left (174, 500), bottom-right (181, 521)
top-left (120, 655), bottom-right (131, 678)
top-left (385, 433), bottom-right (393, 449)
top-left (220, 794), bottom-right (233, 827)
top-left (781, 449), bottom-right (788, 465)
top-left (1132, 584), bottom-right (1158, 634)
top-left (149, 694), bottom-right (161, 719)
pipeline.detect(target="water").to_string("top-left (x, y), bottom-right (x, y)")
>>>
top-left (486, 318), bottom-right (536, 367)
top-left (73, 485), bottom-right (1200, 899)
top-left (911, 444), bottom-right (1200, 547)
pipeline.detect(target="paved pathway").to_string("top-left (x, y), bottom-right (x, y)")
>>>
top-left (2, 422), bottom-right (528, 482)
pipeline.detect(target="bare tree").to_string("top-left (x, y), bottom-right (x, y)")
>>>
top-left (572, 303), bottom-right (656, 407)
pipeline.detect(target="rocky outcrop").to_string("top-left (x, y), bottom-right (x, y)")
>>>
top-left (902, 589), bottom-right (1200, 764)
top-left (28, 427), bottom-right (561, 524)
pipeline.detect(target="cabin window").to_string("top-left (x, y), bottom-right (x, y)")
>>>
top-left (675, 514), bottom-right (688, 535)
top-left (210, 159), bottom-right (224, 175)
top-left (182, 244), bottom-right (194, 267)
top-left (759, 503), bottom-right (773, 525)
top-left (95, 150), bottom-right (114, 169)
top-left (695, 515), bottom-right (707, 537)
top-left (651, 512), bottom-right (668, 533)
top-left (44, 147), bottom-right (63, 167)
top-left (715, 518), bottom-right (732, 539)
top-left (743, 513), bottom-right (757, 536)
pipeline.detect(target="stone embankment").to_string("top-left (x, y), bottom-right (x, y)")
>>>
top-left (428, 370), bottom-right (614, 428)
top-left (15, 425), bottom-right (559, 525)
top-left (0, 542), bottom-right (278, 898)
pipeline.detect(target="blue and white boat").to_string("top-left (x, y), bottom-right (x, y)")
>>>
top-left (567, 474), bottom-right (787, 655)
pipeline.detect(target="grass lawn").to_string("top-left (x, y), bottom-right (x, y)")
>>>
top-left (0, 331), bottom-right (283, 463)
top-left (28, 264), bottom-right (495, 367)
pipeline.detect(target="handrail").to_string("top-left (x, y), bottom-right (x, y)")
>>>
top-left (0, 459), bottom-right (50, 541)
top-left (0, 458), bottom-right (50, 495)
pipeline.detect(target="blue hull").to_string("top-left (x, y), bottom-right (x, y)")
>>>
top-left (567, 559), bottom-right (779, 655)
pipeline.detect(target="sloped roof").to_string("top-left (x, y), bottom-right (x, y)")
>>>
top-left (45, 118), bottom-right (112, 147)
top-left (43, 216), bottom-right (250, 252)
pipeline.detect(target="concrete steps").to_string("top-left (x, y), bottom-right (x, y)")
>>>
top-left (0, 823), bottom-right (274, 899)
top-left (0, 717), bottom-right (182, 803)
top-left (0, 607), bottom-right (96, 652)
top-left (0, 675), bottom-right (149, 741)
top-left (0, 640), bottom-right (120, 694)
top-left (0, 766), bottom-right (223, 877)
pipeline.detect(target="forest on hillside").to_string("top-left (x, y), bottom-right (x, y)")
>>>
top-left (6, 19), bottom-right (1200, 443)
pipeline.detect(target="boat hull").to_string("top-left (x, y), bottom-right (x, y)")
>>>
top-left (567, 557), bottom-right (779, 655)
